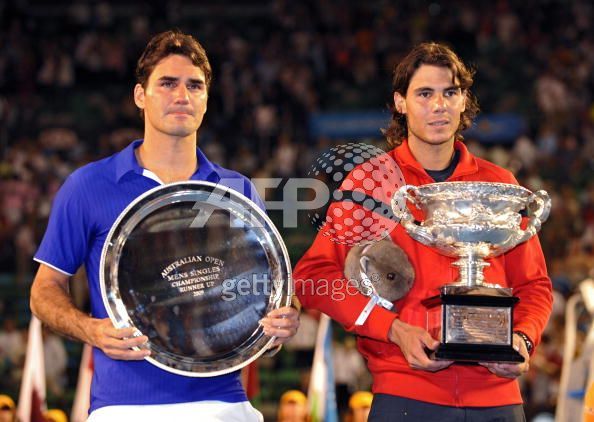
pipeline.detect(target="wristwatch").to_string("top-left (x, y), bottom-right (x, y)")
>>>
top-left (514, 331), bottom-right (534, 355)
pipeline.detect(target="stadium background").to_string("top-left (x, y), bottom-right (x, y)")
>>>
top-left (0, 0), bottom-right (593, 420)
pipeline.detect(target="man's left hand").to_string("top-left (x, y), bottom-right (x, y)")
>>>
top-left (259, 306), bottom-right (300, 347)
top-left (479, 333), bottom-right (530, 378)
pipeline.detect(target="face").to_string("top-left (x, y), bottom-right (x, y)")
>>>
top-left (353, 407), bottom-right (371, 422)
top-left (394, 64), bottom-right (466, 147)
top-left (0, 409), bottom-right (14, 422)
top-left (278, 402), bottom-right (308, 422)
top-left (134, 54), bottom-right (208, 139)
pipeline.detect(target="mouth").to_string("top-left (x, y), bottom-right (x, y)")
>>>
top-left (169, 110), bottom-right (193, 116)
top-left (428, 120), bottom-right (449, 127)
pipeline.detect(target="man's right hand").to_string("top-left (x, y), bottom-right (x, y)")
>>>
top-left (388, 319), bottom-right (453, 372)
top-left (87, 318), bottom-right (151, 360)
top-left (31, 264), bottom-right (150, 361)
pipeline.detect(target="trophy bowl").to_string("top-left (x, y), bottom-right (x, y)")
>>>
top-left (100, 181), bottom-right (292, 376)
top-left (392, 181), bottom-right (551, 263)
top-left (392, 181), bottom-right (551, 362)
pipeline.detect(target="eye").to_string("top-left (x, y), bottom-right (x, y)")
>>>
top-left (161, 81), bottom-right (175, 88)
top-left (419, 91), bottom-right (431, 98)
top-left (387, 273), bottom-right (395, 280)
top-left (188, 83), bottom-right (204, 91)
top-left (444, 88), bottom-right (460, 97)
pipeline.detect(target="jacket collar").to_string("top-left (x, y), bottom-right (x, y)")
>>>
top-left (393, 139), bottom-right (478, 181)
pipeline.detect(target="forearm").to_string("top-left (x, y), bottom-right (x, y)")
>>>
top-left (30, 271), bottom-right (94, 345)
top-left (31, 265), bottom-right (157, 360)
top-left (294, 236), bottom-right (397, 341)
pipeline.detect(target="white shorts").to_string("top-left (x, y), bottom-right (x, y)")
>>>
top-left (87, 400), bottom-right (264, 422)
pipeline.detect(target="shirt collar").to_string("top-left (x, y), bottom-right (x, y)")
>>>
top-left (115, 139), bottom-right (221, 183)
top-left (194, 147), bottom-right (220, 182)
top-left (449, 140), bottom-right (479, 179)
top-left (115, 139), bottom-right (144, 182)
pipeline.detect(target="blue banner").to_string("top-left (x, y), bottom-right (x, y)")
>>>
top-left (309, 110), bottom-right (526, 144)
top-left (462, 113), bottom-right (526, 144)
top-left (309, 111), bottom-right (390, 139)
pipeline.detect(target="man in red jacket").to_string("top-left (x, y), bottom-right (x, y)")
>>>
top-left (293, 42), bottom-right (552, 421)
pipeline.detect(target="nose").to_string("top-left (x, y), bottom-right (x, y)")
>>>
top-left (174, 84), bottom-right (190, 104)
top-left (432, 93), bottom-right (446, 112)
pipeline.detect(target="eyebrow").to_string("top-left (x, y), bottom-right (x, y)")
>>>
top-left (413, 85), bottom-right (461, 93)
top-left (157, 76), bottom-right (205, 85)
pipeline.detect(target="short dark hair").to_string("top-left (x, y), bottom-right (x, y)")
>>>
top-left (383, 42), bottom-right (479, 148)
top-left (135, 29), bottom-right (212, 90)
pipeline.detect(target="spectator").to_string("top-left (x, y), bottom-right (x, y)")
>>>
top-left (0, 395), bottom-right (15, 422)
top-left (346, 391), bottom-right (373, 422)
top-left (44, 408), bottom-right (68, 422)
top-left (277, 390), bottom-right (308, 422)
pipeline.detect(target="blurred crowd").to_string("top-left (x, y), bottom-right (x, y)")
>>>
top-left (1, 0), bottom-right (593, 420)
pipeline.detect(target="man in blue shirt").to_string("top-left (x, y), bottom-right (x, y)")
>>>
top-left (30, 30), bottom-right (299, 421)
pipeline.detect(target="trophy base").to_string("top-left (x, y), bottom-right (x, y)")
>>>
top-left (423, 285), bottom-right (523, 364)
top-left (430, 343), bottom-right (525, 363)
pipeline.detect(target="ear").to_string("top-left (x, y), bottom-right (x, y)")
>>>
top-left (461, 90), bottom-right (467, 113)
top-left (394, 92), bottom-right (406, 114)
top-left (134, 84), bottom-right (145, 110)
top-left (359, 255), bottom-right (370, 271)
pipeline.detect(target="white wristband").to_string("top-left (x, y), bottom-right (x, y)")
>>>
top-left (355, 296), bottom-right (379, 326)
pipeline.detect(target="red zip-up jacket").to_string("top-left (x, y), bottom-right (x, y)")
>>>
top-left (293, 140), bottom-right (552, 407)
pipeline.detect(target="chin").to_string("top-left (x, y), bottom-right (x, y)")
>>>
top-left (165, 125), bottom-right (199, 138)
top-left (429, 130), bottom-right (457, 143)
top-left (424, 137), bottom-right (454, 145)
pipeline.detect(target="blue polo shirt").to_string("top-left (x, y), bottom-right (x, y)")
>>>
top-left (34, 139), bottom-right (264, 412)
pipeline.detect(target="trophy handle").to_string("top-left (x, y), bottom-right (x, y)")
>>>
top-left (513, 189), bottom-right (551, 246)
top-left (391, 185), bottom-right (434, 245)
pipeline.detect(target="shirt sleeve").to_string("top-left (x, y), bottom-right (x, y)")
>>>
top-left (293, 202), bottom-right (398, 343)
top-left (501, 172), bottom-right (553, 352)
top-left (34, 171), bottom-right (93, 276)
top-left (506, 233), bottom-right (552, 353)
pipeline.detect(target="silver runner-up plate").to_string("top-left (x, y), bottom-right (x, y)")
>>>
top-left (100, 181), bottom-right (292, 377)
